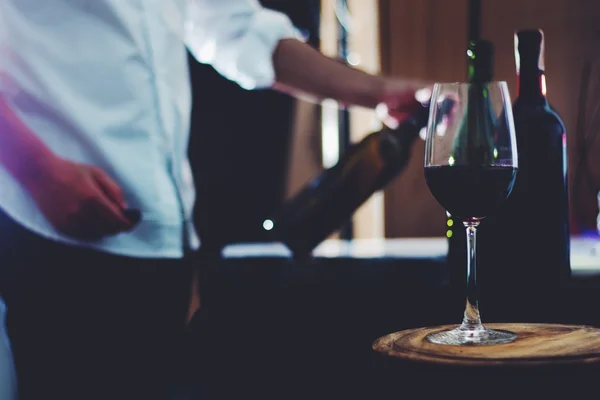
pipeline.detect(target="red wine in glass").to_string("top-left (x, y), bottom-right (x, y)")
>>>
top-left (425, 166), bottom-right (516, 222)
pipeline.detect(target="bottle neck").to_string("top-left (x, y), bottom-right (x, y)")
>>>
top-left (517, 66), bottom-right (548, 104)
top-left (469, 65), bottom-right (492, 84)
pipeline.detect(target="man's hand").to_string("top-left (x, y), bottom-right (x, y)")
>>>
top-left (0, 94), bottom-right (136, 240)
top-left (26, 157), bottom-right (137, 241)
top-left (376, 80), bottom-right (433, 129)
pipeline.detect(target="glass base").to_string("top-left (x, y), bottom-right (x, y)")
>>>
top-left (425, 326), bottom-right (517, 346)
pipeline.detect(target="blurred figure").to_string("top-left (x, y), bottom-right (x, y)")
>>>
top-left (0, 0), bottom-right (424, 399)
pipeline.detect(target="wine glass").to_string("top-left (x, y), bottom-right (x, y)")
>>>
top-left (424, 81), bottom-right (518, 345)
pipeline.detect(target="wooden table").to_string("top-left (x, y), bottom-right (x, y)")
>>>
top-left (373, 323), bottom-right (600, 397)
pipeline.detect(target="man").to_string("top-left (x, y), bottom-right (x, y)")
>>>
top-left (0, 0), bottom-right (424, 399)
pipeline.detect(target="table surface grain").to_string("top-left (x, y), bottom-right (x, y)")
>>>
top-left (373, 323), bottom-right (600, 367)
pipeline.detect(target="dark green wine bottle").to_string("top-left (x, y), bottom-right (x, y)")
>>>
top-left (450, 42), bottom-right (497, 166)
top-left (446, 40), bottom-right (496, 287)
top-left (268, 98), bottom-right (455, 259)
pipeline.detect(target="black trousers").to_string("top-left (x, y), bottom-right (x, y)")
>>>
top-left (0, 211), bottom-right (194, 400)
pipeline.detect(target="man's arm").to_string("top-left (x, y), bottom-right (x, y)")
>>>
top-left (271, 39), bottom-right (385, 108)
top-left (186, 0), bottom-right (424, 118)
top-left (0, 96), bottom-right (55, 191)
top-left (271, 38), bottom-right (421, 111)
top-left (0, 93), bottom-right (135, 239)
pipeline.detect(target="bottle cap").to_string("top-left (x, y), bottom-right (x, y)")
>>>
top-left (515, 29), bottom-right (545, 72)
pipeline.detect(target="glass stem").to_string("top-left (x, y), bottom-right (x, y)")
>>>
top-left (460, 221), bottom-right (483, 331)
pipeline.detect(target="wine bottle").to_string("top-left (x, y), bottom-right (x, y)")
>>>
top-left (445, 0), bottom-right (483, 273)
top-left (450, 42), bottom-right (497, 165)
top-left (446, 40), bottom-right (495, 287)
top-left (267, 98), bottom-right (454, 259)
top-left (478, 29), bottom-right (571, 311)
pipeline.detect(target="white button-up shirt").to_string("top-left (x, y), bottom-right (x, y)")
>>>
top-left (0, 0), bottom-right (300, 258)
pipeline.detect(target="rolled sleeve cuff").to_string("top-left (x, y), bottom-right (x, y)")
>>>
top-left (186, 8), bottom-right (305, 90)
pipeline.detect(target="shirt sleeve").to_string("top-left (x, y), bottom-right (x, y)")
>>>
top-left (185, 0), bottom-right (305, 90)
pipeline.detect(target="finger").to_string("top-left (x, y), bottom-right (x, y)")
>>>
top-left (381, 112), bottom-right (414, 130)
top-left (415, 87), bottom-right (433, 103)
top-left (376, 95), bottom-right (420, 117)
top-left (410, 79), bottom-right (434, 93)
top-left (377, 97), bottom-right (423, 129)
top-left (386, 79), bottom-right (433, 96)
top-left (382, 78), bottom-right (435, 109)
top-left (61, 190), bottom-right (135, 240)
top-left (87, 191), bottom-right (136, 236)
top-left (90, 167), bottom-right (127, 209)
top-left (380, 92), bottom-right (420, 111)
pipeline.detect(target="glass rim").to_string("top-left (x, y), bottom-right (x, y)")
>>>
top-left (432, 81), bottom-right (508, 87)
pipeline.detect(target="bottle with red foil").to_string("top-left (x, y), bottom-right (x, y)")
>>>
top-left (478, 29), bottom-right (571, 308)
